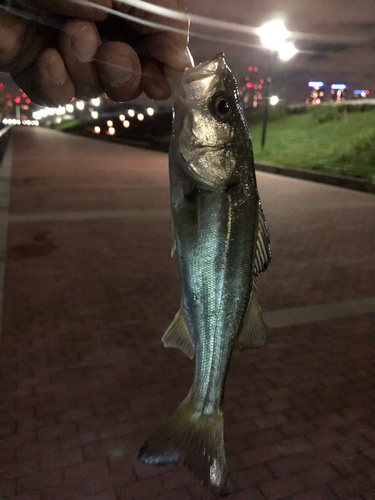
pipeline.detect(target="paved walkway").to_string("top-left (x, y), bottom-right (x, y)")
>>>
top-left (0, 127), bottom-right (374, 500)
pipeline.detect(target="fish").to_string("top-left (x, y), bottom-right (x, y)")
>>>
top-left (138, 53), bottom-right (271, 495)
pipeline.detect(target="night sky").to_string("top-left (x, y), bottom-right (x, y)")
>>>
top-left (185, 0), bottom-right (375, 102)
top-left (1, 0), bottom-right (374, 104)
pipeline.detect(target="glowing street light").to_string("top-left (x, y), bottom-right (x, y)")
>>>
top-left (94, 126), bottom-right (101, 134)
top-left (66, 104), bottom-right (74, 113)
top-left (258, 20), bottom-right (297, 149)
top-left (270, 95), bottom-right (279, 105)
top-left (108, 127), bottom-right (115, 135)
top-left (128, 109), bottom-right (135, 117)
top-left (91, 111), bottom-right (98, 119)
top-left (119, 114), bottom-right (125, 121)
top-left (107, 120), bottom-right (113, 127)
top-left (91, 97), bottom-right (100, 106)
top-left (137, 113), bottom-right (144, 121)
top-left (76, 101), bottom-right (85, 110)
top-left (277, 41), bottom-right (298, 61)
top-left (146, 107), bottom-right (154, 116)
top-left (257, 20), bottom-right (289, 49)
top-left (123, 120), bottom-right (130, 128)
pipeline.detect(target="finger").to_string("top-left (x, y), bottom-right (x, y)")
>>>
top-left (112, 0), bottom-right (191, 71)
top-left (59, 20), bottom-right (102, 100)
top-left (18, 0), bottom-right (113, 22)
top-left (0, 10), bottom-right (46, 74)
top-left (37, 48), bottom-right (75, 105)
top-left (142, 31), bottom-right (191, 72)
top-left (141, 59), bottom-right (171, 100)
top-left (95, 42), bottom-right (142, 101)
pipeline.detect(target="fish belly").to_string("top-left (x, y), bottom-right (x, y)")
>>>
top-left (174, 188), bottom-right (257, 413)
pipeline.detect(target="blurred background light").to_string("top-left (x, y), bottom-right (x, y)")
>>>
top-left (277, 42), bottom-right (298, 61)
top-left (257, 20), bottom-right (289, 49)
top-left (270, 95), bottom-right (279, 105)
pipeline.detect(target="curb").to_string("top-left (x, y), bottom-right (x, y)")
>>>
top-left (255, 163), bottom-right (375, 195)
top-left (62, 127), bottom-right (374, 195)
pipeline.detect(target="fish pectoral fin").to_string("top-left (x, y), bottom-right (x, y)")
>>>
top-left (254, 199), bottom-right (271, 279)
top-left (237, 291), bottom-right (267, 350)
top-left (162, 309), bottom-right (195, 359)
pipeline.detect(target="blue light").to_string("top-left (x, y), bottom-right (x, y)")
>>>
top-left (353, 90), bottom-right (366, 94)
top-left (308, 81), bottom-right (324, 88)
top-left (331, 84), bottom-right (347, 90)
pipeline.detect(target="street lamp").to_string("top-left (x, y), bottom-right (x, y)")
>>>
top-left (257, 20), bottom-right (297, 149)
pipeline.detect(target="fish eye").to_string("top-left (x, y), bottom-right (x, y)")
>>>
top-left (210, 93), bottom-right (234, 121)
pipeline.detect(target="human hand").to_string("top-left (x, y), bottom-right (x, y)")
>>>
top-left (0, 0), bottom-right (191, 105)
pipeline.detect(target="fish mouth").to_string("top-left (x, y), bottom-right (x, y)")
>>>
top-left (183, 53), bottom-right (226, 85)
top-left (194, 142), bottom-right (232, 154)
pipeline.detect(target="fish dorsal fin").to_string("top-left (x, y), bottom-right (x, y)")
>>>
top-left (162, 309), bottom-right (195, 359)
top-left (171, 221), bottom-right (176, 257)
top-left (237, 291), bottom-right (267, 350)
top-left (253, 200), bottom-right (271, 279)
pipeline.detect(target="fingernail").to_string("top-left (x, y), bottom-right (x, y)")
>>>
top-left (71, 25), bottom-right (98, 62)
top-left (105, 53), bottom-right (135, 86)
top-left (47, 54), bottom-right (67, 85)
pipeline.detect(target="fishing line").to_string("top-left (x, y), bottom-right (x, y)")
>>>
top-left (68, 0), bottom-right (262, 50)
top-left (111, 0), bottom-right (368, 45)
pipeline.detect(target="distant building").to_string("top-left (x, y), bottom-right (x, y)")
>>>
top-left (330, 84), bottom-right (347, 102)
top-left (353, 90), bottom-right (370, 99)
top-left (238, 65), bottom-right (264, 108)
top-left (306, 81), bottom-right (325, 105)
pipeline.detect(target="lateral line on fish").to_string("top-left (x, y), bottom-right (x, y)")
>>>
top-left (203, 194), bottom-right (233, 410)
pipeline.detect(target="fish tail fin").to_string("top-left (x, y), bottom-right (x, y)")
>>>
top-left (138, 394), bottom-right (228, 495)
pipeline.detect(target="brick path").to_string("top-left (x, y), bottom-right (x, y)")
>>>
top-left (0, 127), bottom-right (374, 500)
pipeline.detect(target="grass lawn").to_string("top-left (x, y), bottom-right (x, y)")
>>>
top-left (249, 106), bottom-right (375, 181)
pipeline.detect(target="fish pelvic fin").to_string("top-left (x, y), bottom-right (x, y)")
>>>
top-left (162, 309), bottom-right (195, 359)
top-left (237, 291), bottom-right (267, 350)
top-left (138, 394), bottom-right (228, 495)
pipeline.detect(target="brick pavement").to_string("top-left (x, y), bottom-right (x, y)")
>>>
top-left (0, 127), bottom-right (374, 500)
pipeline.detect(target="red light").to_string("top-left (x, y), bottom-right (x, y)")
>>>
top-left (22, 93), bottom-right (27, 98)
top-left (72, 97), bottom-right (76, 101)
top-left (246, 83), bottom-right (251, 88)
top-left (0, 83), bottom-right (3, 88)
top-left (260, 79), bottom-right (264, 84)
top-left (254, 67), bottom-right (258, 72)
top-left (26, 98), bottom-right (31, 104)
top-left (316, 98), bottom-right (321, 104)
top-left (14, 97), bottom-right (21, 103)
top-left (248, 66), bottom-right (253, 71)
top-left (366, 90), bottom-right (369, 94)
top-left (245, 76), bottom-right (249, 81)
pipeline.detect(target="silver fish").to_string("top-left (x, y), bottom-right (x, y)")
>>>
top-left (138, 54), bottom-right (271, 495)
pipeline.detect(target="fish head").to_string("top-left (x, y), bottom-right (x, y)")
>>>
top-left (173, 54), bottom-right (248, 190)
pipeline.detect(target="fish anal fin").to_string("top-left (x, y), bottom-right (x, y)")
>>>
top-left (138, 394), bottom-right (228, 495)
top-left (253, 199), bottom-right (271, 279)
top-left (162, 309), bottom-right (195, 359)
top-left (237, 291), bottom-right (267, 350)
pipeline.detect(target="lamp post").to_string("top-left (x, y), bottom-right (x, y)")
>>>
top-left (257, 21), bottom-right (297, 149)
